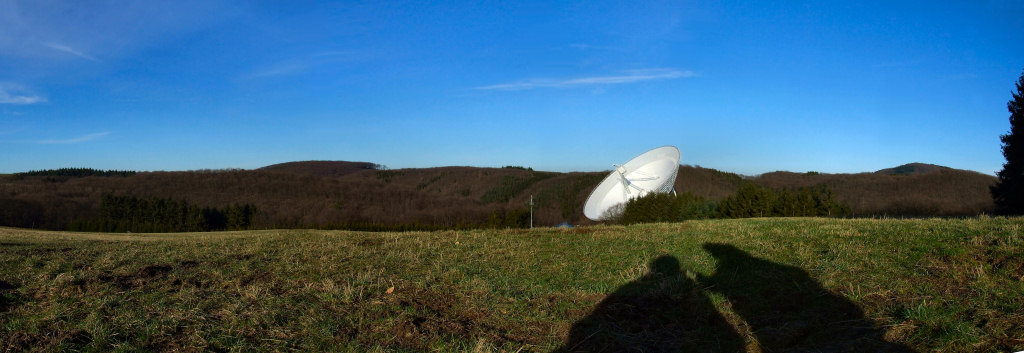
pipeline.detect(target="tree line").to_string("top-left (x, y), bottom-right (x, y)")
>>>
top-left (619, 183), bottom-right (850, 225)
top-left (13, 168), bottom-right (136, 178)
top-left (68, 194), bottom-right (257, 233)
top-left (717, 182), bottom-right (850, 218)
top-left (0, 161), bottom-right (997, 232)
top-left (992, 70), bottom-right (1024, 215)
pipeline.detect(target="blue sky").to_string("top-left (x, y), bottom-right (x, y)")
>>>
top-left (1, 0), bottom-right (1022, 175)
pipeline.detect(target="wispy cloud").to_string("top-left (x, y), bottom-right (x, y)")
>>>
top-left (243, 62), bottom-right (308, 79)
top-left (3, 2), bottom-right (234, 55)
top-left (568, 43), bottom-right (618, 51)
top-left (475, 69), bottom-right (696, 91)
top-left (941, 73), bottom-right (977, 82)
top-left (39, 132), bottom-right (110, 144)
top-left (0, 84), bottom-right (46, 105)
top-left (42, 42), bottom-right (99, 61)
top-left (0, 92), bottom-right (45, 105)
top-left (241, 50), bottom-right (375, 80)
top-left (0, 127), bottom-right (26, 136)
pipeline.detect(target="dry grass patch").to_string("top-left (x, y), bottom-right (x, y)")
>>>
top-left (2, 218), bottom-right (1023, 352)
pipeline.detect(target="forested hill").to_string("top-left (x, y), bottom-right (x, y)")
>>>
top-left (258, 161), bottom-right (383, 177)
top-left (874, 163), bottom-right (952, 175)
top-left (0, 161), bottom-right (996, 231)
top-left (755, 164), bottom-right (995, 217)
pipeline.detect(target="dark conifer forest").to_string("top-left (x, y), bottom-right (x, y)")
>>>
top-left (991, 71), bottom-right (1024, 215)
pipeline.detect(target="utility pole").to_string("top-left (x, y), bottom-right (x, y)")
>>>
top-left (529, 194), bottom-right (534, 229)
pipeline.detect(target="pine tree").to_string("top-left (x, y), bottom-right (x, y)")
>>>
top-left (992, 71), bottom-right (1024, 215)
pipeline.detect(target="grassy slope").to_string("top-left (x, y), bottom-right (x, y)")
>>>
top-left (1, 218), bottom-right (1022, 352)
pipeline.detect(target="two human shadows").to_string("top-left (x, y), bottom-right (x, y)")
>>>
top-left (556, 244), bottom-right (913, 353)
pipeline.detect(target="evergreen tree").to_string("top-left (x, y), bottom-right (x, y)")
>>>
top-left (992, 71), bottom-right (1024, 215)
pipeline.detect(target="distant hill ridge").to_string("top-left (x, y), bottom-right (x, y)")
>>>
top-left (257, 161), bottom-right (981, 177)
top-left (247, 160), bottom-right (999, 219)
top-left (0, 161), bottom-right (996, 230)
top-left (259, 161), bottom-right (384, 177)
top-left (875, 163), bottom-right (952, 176)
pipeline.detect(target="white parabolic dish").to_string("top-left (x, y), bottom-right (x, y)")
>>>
top-left (583, 146), bottom-right (681, 221)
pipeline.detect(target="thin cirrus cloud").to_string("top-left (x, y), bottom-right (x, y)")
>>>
top-left (42, 42), bottom-right (99, 61)
top-left (475, 69), bottom-right (696, 91)
top-left (241, 50), bottom-right (374, 80)
top-left (1, 1), bottom-right (232, 60)
top-left (38, 132), bottom-right (111, 144)
top-left (242, 62), bottom-right (308, 80)
top-left (568, 43), bottom-right (620, 51)
top-left (0, 86), bottom-right (45, 105)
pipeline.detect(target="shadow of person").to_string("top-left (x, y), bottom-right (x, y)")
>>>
top-left (555, 255), bottom-right (746, 353)
top-left (699, 243), bottom-right (914, 353)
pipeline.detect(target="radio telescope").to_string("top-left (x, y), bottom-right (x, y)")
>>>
top-left (583, 146), bottom-right (681, 221)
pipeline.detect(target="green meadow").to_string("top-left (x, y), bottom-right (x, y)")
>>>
top-left (1, 217), bottom-right (1022, 352)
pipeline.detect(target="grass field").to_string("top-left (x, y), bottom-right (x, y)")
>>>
top-left (1, 217), bottom-right (1022, 352)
